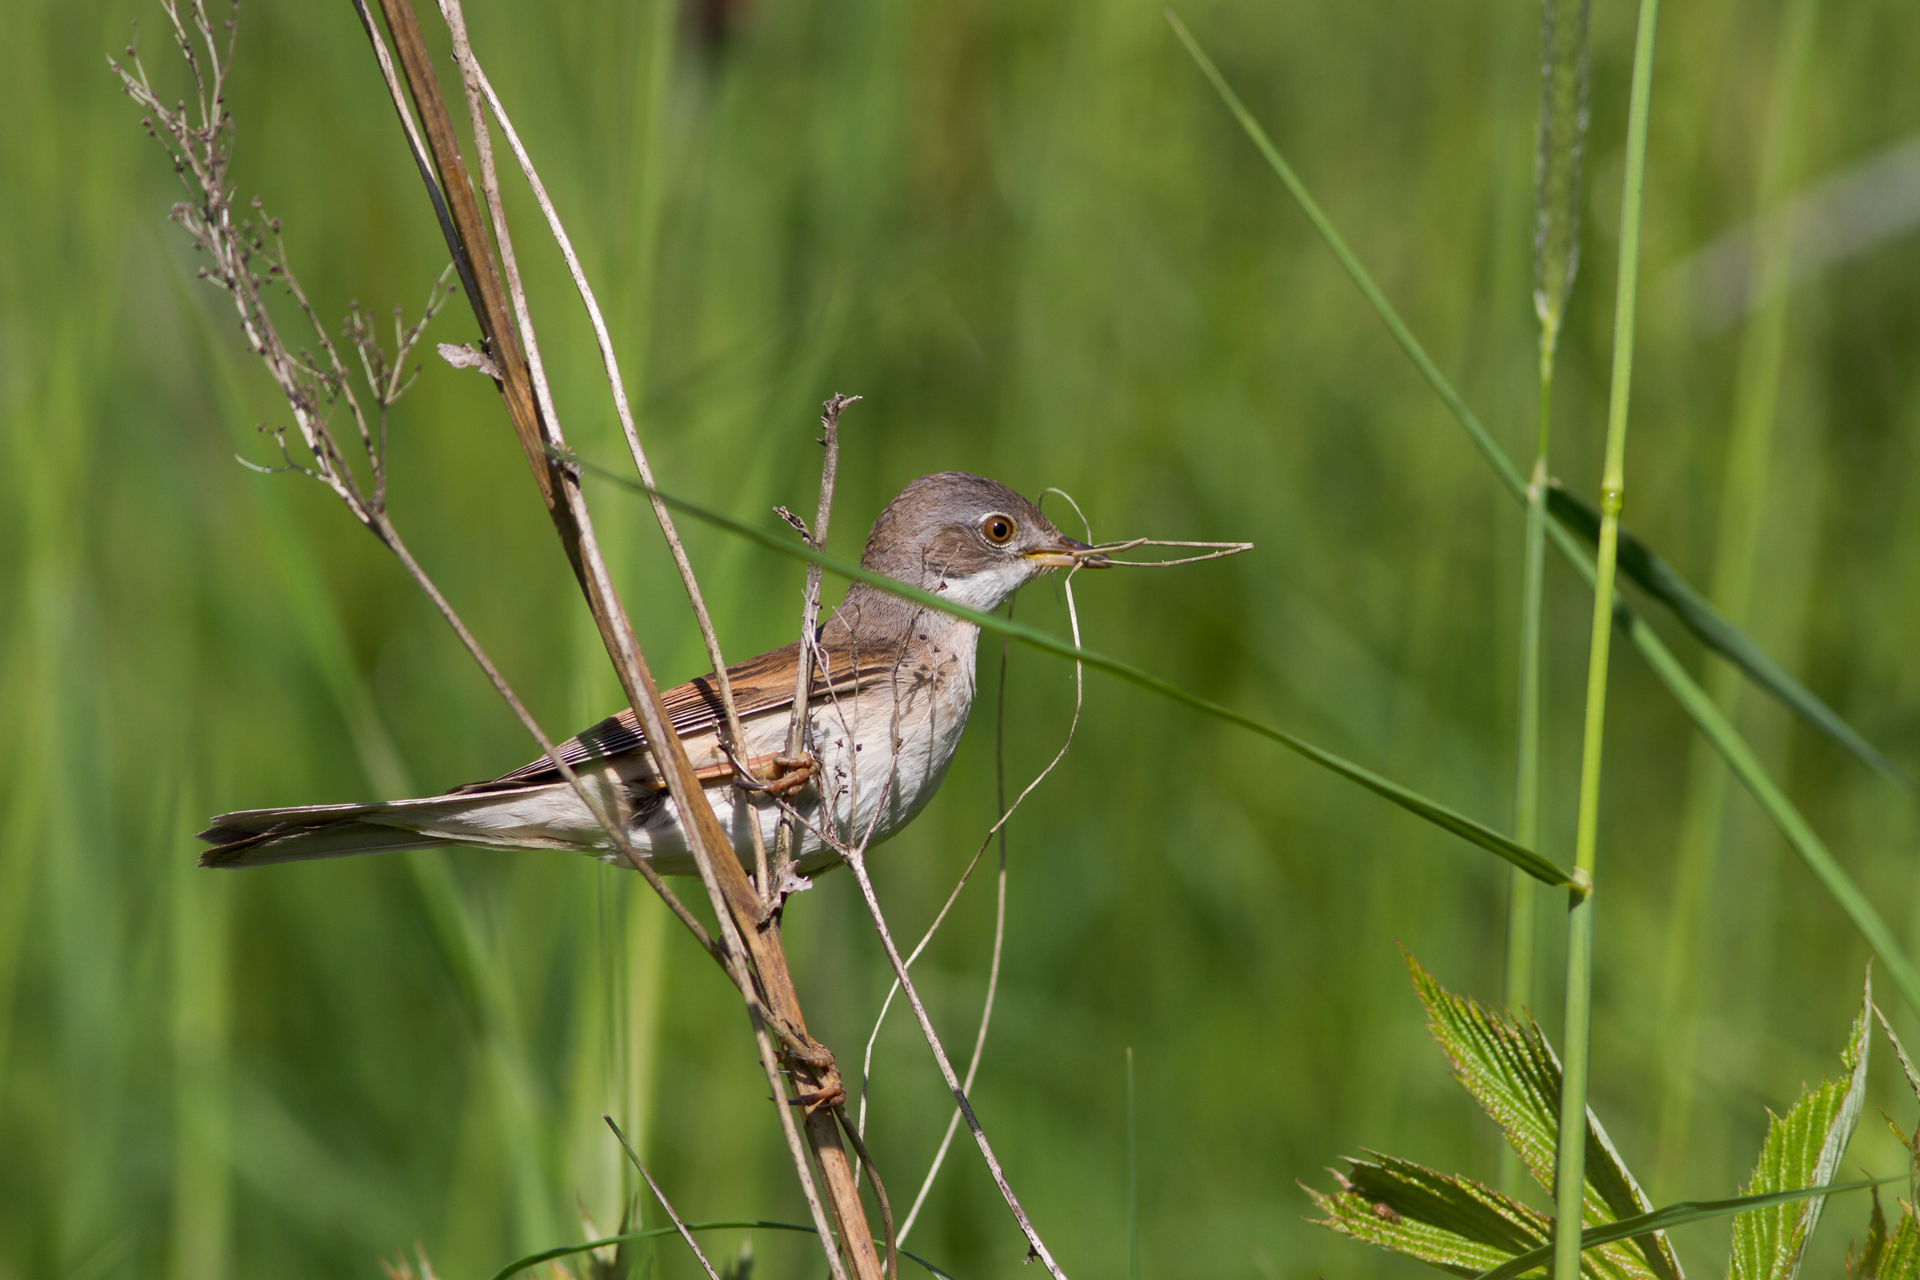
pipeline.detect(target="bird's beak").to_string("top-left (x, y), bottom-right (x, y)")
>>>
top-left (1025, 536), bottom-right (1111, 569)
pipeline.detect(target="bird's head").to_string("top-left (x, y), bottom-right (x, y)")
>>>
top-left (858, 472), bottom-right (1105, 613)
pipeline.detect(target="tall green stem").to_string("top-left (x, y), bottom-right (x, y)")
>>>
top-left (1508, 0), bottom-right (1588, 1193)
top-left (1553, 0), bottom-right (1660, 1275)
top-left (1506, 404), bottom-right (1549, 1006)
top-left (1503, 380), bottom-right (1549, 1196)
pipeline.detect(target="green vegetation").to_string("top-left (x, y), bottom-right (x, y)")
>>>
top-left (2, 0), bottom-right (1917, 1276)
top-left (1311, 959), bottom-right (1913, 1280)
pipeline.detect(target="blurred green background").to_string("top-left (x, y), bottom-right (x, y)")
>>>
top-left (3, 0), bottom-right (1918, 1276)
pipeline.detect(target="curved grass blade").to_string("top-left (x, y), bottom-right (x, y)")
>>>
top-left (1623, 607), bottom-right (1920, 1014)
top-left (568, 454), bottom-right (1566, 886)
top-left (1470, 1177), bottom-right (1903, 1280)
top-left (487, 1221), bottom-right (956, 1280)
top-left (1164, 16), bottom-right (1920, 1016)
top-left (1170, 8), bottom-right (1908, 797)
top-left (1548, 485), bottom-right (1907, 788)
top-left (1166, 11), bottom-right (1531, 503)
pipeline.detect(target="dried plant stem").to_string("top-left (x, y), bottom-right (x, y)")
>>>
top-left (113, 1), bottom-right (716, 964)
top-left (841, 577), bottom-right (1087, 1276)
top-left (1080, 538), bottom-right (1253, 567)
top-left (836, 1110), bottom-right (898, 1280)
top-left (1553, 0), bottom-right (1659, 1276)
top-left (839, 843), bottom-right (1063, 1277)
top-left (892, 584), bottom-right (1085, 1242)
top-left (774, 395), bottom-right (855, 890)
top-left (357, 2), bottom-right (878, 1273)
top-left (453, 41), bottom-right (780, 895)
top-left (606, 1117), bottom-right (723, 1280)
top-left (899, 846), bottom-right (1007, 1244)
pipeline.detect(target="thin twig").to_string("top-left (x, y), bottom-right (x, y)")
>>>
top-left (351, 4), bottom-right (872, 1272)
top-left (605, 1117), bottom-right (723, 1280)
top-left (894, 575), bottom-right (1086, 1243)
top-left (836, 1110), bottom-right (898, 1280)
top-left (437, 9), bottom-right (851, 1270)
top-left (456, 42), bottom-right (781, 890)
top-left (836, 575), bottom-right (1089, 1279)
top-left (856, 578), bottom-right (1087, 1132)
top-left (839, 840), bottom-right (1065, 1277)
top-left (1081, 537), bottom-right (1254, 567)
top-left (334, 0), bottom-right (720, 957)
top-left (773, 394), bottom-right (856, 893)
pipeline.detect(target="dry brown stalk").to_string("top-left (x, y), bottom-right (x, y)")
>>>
top-left (605, 1117), bottom-right (723, 1280)
top-left (772, 394), bottom-right (854, 894)
top-left (111, 0), bottom-right (714, 962)
top-left (124, 2), bottom-right (1070, 1273)
top-left (447, 30), bottom-right (782, 905)
top-left (355, 2), bottom-right (883, 1274)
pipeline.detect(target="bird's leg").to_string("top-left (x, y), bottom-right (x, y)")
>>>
top-left (762, 753), bottom-right (818, 796)
top-left (720, 745), bottom-right (820, 797)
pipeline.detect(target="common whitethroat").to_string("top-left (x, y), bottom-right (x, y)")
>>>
top-left (199, 472), bottom-right (1107, 877)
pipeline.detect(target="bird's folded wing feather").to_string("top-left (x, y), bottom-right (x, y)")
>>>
top-left (460, 635), bottom-right (898, 793)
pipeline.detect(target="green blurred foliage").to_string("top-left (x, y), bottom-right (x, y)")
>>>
top-left (2, 0), bottom-right (1917, 1277)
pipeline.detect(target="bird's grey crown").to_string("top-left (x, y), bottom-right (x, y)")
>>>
top-left (819, 471), bottom-right (1067, 647)
top-left (858, 471), bottom-right (1062, 584)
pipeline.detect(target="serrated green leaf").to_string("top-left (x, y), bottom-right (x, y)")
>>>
top-left (1731, 970), bottom-right (1872, 1280)
top-left (1875, 1006), bottom-right (1920, 1111)
top-left (1877, 1205), bottom-right (1920, 1280)
top-left (1310, 1151), bottom-right (1695, 1280)
top-left (1407, 955), bottom-right (1685, 1280)
top-left (1308, 1153), bottom-right (1553, 1277)
top-left (1850, 1188), bottom-right (1889, 1280)
top-left (1546, 484), bottom-right (1907, 788)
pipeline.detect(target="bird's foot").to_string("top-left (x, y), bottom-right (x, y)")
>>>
top-left (761, 753), bottom-right (818, 796)
top-left (727, 749), bottom-right (819, 797)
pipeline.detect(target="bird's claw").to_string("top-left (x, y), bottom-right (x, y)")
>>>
top-left (761, 753), bottom-right (818, 796)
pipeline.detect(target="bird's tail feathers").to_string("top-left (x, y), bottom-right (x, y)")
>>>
top-left (197, 785), bottom-right (586, 868)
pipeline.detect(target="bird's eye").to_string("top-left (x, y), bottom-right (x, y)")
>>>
top-left (981, 514), bottom-right (1016, 545)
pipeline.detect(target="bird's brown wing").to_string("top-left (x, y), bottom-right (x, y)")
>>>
top-left (459, 635), bottom-right (897, 793)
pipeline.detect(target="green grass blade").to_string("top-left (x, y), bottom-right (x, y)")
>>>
top-left (1556, 0), bottom-right (1661, 1272)
top-left (486, 1221), bottom-right (955, 1280)
top-left (1548, 485), bottom-right (1907, 787)
top-left (1165, 15), bottom-right (1920, 1017)
top-left (1729, 973), bottom-right (1871, 1280)
top-left (1165, 11), bottom-right (1527, 502)
top-left (576, 460), bottom-right (1567, 886)
top-left (1472, 1178), bottom-right (1902, 1280)
top-left (1622, 610), bottom-right (1920, 1013)
top-left (1172, 6), bottom-right (1911, 799)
